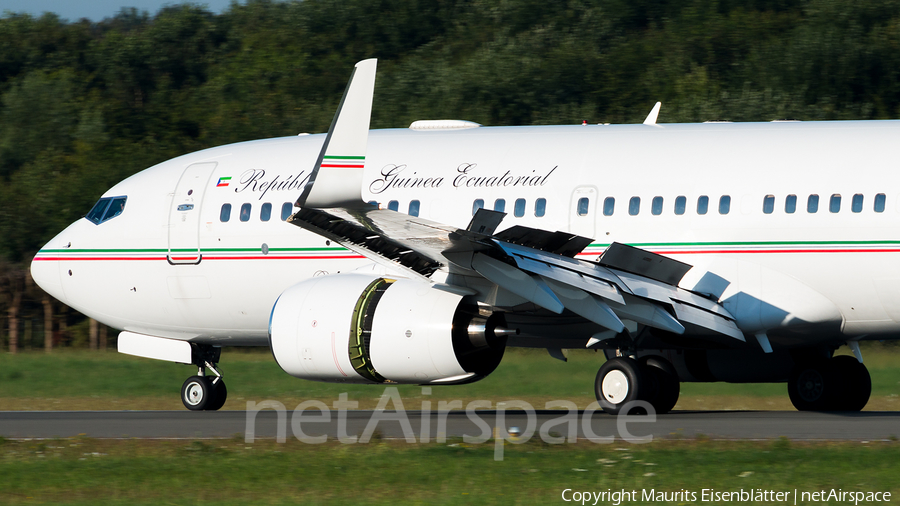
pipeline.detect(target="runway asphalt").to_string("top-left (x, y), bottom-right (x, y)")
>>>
top-left (1, 410), bottom-right (898, 441)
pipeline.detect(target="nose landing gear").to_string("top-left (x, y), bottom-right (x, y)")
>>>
top-left (181, 345), bottom-right (228, 411)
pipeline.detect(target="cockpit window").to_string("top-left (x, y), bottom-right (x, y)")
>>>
top-left (86, 196), bottom-right (127, 225)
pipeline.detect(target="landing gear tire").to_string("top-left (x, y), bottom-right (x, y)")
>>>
top-left (595, 357), bottom-right (644, 415)
top-left (208, 379), bottom-right (228, 411)
top-left (830, 355), bottom-right (870, 412)
top-left (788, 359), bottom-right (837, 411)
top-left (639, 356), bottom-right (680, 414)
top-left (181, 375), bottom-right (214, 411)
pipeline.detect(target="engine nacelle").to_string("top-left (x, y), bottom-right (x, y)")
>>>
top-left (269, 273), bottom-right (507, 384)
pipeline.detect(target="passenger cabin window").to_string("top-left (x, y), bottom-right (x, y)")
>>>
top-left (388, 200), bottom-right (399, 212)
top-left (651, 196), bottom-right (663, 216)
top-left (719, 195), bottom-right (731, 214)
top-left (829, 194), bottom-right (841, 213)
top-left (674, 196), bottom-right (686, 215)
top-left (535, 198), bottom-right (546, 217)
top-left (785, 195), bottom-right (797, 214)
top-left (220, 203), bottom-right (232, 222)
top-left (86, 196), bottom-right (127, 225)
top-left (281, 202), bottom-right (292, 221)
top-left (577, 197), bottom-right (589, 216)
top-left (409, 200), bottom-right (420, 217)
top-left (852, 194), bottom-right (864, 213)
top-left (260, 203), bottom-right (272, 221)
top-left (763, 195), bottom-right (775, 214)
top-left (875, 193), bottom-right (886, 213)
top-left (240, 203), bottom-right (252, 222)
top-left (603, 197), bottom-right (615, 216)
top-left (472, 199), bottom-right (484, 215)
top-left (807, 195), bottom-right (819, 213)
top-left (629, 197), bottom-right (641, 216)
top-left (514, 198), bottom-right (526, 217)
top-left (494, 199), bottom-right (506, 213)
top-left (697, 196), bottom-right (709, 215)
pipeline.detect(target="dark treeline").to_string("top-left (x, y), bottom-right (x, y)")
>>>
top-left (2, 0), bottom-right (900, 348)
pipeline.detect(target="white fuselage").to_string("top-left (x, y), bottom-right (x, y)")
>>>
top-left (31, 120), bottom-right (900, 347)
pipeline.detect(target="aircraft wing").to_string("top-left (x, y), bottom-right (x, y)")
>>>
top-left (290, 205), bottom-right (459, 279)
top-left (289, 58), bottom-right (744, 344)
top-left (289, 206), bottom-right (744, 343)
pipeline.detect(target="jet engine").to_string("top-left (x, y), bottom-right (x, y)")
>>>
top-left (269, 273), bottom-right (508, 384)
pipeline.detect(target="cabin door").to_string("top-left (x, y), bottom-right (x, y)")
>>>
top-left (168, 162), bottom-right (217, 264)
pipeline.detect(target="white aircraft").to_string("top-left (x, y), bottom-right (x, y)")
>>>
top-left (31, 59), bottom-right (897, 414)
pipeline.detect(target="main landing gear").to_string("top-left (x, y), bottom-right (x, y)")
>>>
top-left (181, 345), bottom-right (228, 411)
top-left (788, 354), bottom-right (871, 411)
top-left (595, 355), bottom-right (680, 415)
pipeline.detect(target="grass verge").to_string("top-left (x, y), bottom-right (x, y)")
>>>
top-left (0, 437), bottom-right (897, 505)
top-left (0, 345), bottom-right (897, 411)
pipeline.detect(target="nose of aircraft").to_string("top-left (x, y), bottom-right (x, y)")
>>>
top-left (30, 231), bottom-right (68, 305)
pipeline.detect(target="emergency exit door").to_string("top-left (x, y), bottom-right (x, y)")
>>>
top-left (569, 185), bottom-right (597, 239)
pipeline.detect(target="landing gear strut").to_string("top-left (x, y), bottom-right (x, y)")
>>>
top-left (788, 355), bottom-right (870, 411)
top-left (594, 355), bottom-right (680, 415)
top-left (181, 345), bottom-right (227, 411)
